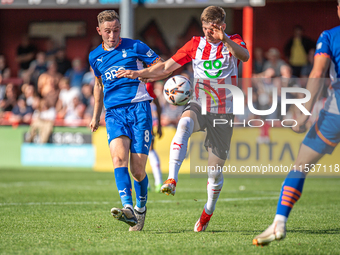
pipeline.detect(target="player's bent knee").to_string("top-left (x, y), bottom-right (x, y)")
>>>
top-left (208, 170), bottom-right (224, 182)
top-left (112, 156), bottom-right (128, 168)
top-left (177, 117), bottom-right (194, 136)
top-left (131, 169), bottom-right (146, 181)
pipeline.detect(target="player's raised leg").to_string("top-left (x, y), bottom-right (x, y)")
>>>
top-left (195, 148), bottom-right (225, 232)
top-left (161, 110), bottom-right (199, 195)
top-left (253, 144), bottom-right (323, 246)
top-left (110, 136), bottom-right (138, 227)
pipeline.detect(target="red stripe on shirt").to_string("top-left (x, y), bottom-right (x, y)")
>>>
top-left (218, 88), bottom-right (226, 114)
top-left (229, 34), bottom-right (247, 49)
top-left (172, 37), bottom-right (196, 66)
top-left (191, 37), bottom-right (201, 59)
top-left (231, 75), bottom-right (237, 86)
top-left (202, 41), bottom-right (211, 60)
top-left (216, 43), bottom-right (223, 59)
top-left (195, 79), bottom-right (200, 100)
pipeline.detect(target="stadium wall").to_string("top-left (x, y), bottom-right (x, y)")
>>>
top-left (2, 126), bottom-right (338, 177)
top-left (0, 1), bottom-right (338, 77)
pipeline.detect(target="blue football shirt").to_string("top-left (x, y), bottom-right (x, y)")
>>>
top-left (89, 38), bottom-right (161, 109)
top-left (315, 25), bottom-right (340, 88)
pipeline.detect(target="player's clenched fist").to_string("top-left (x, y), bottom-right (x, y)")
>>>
top-left (89, 119), bottom-right (100, 132)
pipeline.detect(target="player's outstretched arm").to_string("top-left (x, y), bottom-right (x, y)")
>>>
top-left (90, 77), bottom-right (104, 132)
top-left (292, 55), bottom-right (330, 133)
top-left (211, 23), bottom-right (249, 62)
top-left (117, 59), bottom-right (181, 81)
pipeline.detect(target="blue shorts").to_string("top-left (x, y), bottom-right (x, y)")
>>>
top-left (105, 101), bottom-right (153, 155)
top-left (303, 109), bottom-right (340, 154)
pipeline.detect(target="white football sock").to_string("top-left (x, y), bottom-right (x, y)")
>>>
top-left (124, 204), bottom-right (133, 211)
top-left (168, 117), bottom-right (194, 183)
top-left (134, 205), bottom-right (146, 213)
top-left (204, 170), bottom-right (224, 215)
top-left (274, 214), bottom-right (287, 223)
top-left (149, 149), bottom-right (162, 186)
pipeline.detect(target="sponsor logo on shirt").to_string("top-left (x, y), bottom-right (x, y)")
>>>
top-left (122, 49), bottom-right (127, 58)
top-left (104, 66), bottom-right (125, 81)
top-left (146, 49), bottom-right (154, 57)
top-left (317, 42), bottom-right (322, 50)
top-left (222, 46), bottom-right (229, 54)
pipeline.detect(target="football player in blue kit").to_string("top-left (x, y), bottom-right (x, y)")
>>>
top-left (253, 0), bottom-right (340, 246)
top-left (89, 10), bottom-right (163, 231)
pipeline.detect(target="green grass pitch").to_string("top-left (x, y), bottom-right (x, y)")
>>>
top-left (0, 169), bottom-right (339, 254)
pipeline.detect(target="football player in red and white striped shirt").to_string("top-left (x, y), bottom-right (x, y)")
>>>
top-left (118, 5), bottom-right (249, 232)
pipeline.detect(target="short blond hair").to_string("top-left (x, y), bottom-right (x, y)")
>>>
top-left (201, 6), bottom-right (226, 24)
top-left (97, 10), bottom-right (120, 25)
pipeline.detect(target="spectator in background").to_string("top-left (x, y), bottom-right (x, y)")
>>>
top-left (22, 84), bottom-right (36, 107)
top-left (45, 38), bottom-right (59, 61)
top-left (0, 83), bottom-right (18, 113)
top-left (42, 76), bottom-right (60, 109)
top-left (65, 58), bottom-right (86, 91)
top-left (80, 83), bottom-right (93, 107)
top-left (253, 47), bottom-right (266, 74)
top-left (27, 52), bottom-right (48, 88)
top-left (82, 66), bottom-right (95, 87)
top-left (0, 55), bottom-right (11, 80)
top-left (9, 95), bottom-right (33, 125)
top-left (83, 95), bottom-right (95, 124)
top-left (86, 35), bottom-right (102, 70)
top-left (63, 95), bottom-right (86, 123)
top-left (26, 98), bottom-right (56, 144)
top-left (262, 48), bottom-right (289, 77)
top-left (16, 35), bottom-right (36, 76)
top-left (301, 48), bottom-right (316, 78)
top-left (55, 48), bottom-right (72, 75)
top-left (284, 25), bottom-right (315, 77)
top-left (56, 77), bottom-right (80, 119)
top-left (0, 83), bottom-right (5, 102)
top-left (37, 60), bottom-right (62, 98)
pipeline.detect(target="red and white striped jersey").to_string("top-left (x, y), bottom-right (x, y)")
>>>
top-left (172, 34), bottom-right (247, 114)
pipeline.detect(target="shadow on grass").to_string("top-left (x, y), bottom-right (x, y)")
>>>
top-left (247, 228), bottom-right (340, 236)
top-left (289, 228), bottom-right (340, 235)
top-left (143, 229), bottom-right (235, 234)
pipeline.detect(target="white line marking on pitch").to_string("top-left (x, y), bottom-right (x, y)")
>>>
top-left (0, 196), bottom-right (278, 207)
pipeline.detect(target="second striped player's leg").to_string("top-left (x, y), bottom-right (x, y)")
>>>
top-left (162, 117), bottom-right (194, 195)
top-left (195, 169), bottom-right (224, 232)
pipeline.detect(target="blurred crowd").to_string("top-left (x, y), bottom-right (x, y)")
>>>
top-left (0, 26), bottom-right (330, 143)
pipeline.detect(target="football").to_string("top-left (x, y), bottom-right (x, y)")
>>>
top-left (163, 75), bottom-right (193, 106)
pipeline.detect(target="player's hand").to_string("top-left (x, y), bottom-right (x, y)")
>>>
top-left (89, 118), bottom-right (100, 132)
top-left (116, 70), bottom-right (138, 79)
top-left (156, 125), bottom-right (163, 138)
top-left (139, 77), bottom-right (156, 83)
top-left (211, 23), bottom-right (226, 42)
top-left (291, 116), bottom-right (308, 133)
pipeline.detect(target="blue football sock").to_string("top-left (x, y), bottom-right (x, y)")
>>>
top-left (276, 170), bottom-right (306, 219)
top-left (114, 167), bottom-right (133, 208)
top-left (134, 174), bottom-right (149, 212)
